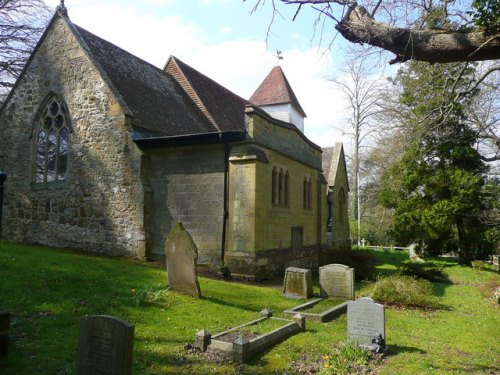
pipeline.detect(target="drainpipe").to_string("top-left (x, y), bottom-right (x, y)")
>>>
top-left (221, 143), bottom-right (230, 268)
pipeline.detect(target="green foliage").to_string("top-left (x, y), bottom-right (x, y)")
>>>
top-left (380, 61), bottom-right (494, 262)
top-left (367, 275), bottom-right (442, 309)
top-left (470, 0), bottom-right (500, 30)
top-left (319, 341), bottom-right (371, 375)
top-left (399, 261), bottom-right (448, 282)
top-left (132, 283), bottom-right (169, 306)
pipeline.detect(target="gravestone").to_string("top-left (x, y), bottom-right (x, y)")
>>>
top-left (319, 264), bottom-right (354, 300)
top-left (347, 297), bottom-right (386, 351)
top-left (164, 222), bottom-right (201, 297)
top-left (0, 312), bottom-right (10, 355)
top-left (76, 315), bottom-right (134, 375)
top-left (283, 267), bottom-right (313, 299)
top-left (493, 255), bottom-right (499, 271)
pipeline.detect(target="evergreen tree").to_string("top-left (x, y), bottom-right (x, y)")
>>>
top-left (379, 61), bottom-right (494, 263)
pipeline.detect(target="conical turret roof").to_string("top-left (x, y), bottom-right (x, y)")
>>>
top-left (249, 66), bottom-right (306, 117)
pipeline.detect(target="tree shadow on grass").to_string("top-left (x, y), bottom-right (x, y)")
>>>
top-left (388, 345), bottom-right (426, 355)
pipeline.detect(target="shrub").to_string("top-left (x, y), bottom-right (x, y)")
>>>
top-left (368, 275), bottom-right (442, 309)
top-left (319, 341), bottom-right (371, 375)
top-left (132, 283), bottom-right (169, 306)
top-left (471, 260), bottom-right (487, 270)
top-left (320, 248), bottom-right (378, 281)
top-left (399, 261), bottom-right (448, 282)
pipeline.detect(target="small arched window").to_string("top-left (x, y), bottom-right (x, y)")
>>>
top-left (34, 96), bottom-right (70, 183)
top-left (271, 168), bottom-right (278, 203)
top-left (307, 178), bottom-right (312, 209)
top-left (278, 169), bottom-right (284, 204)
top-left (284, 171), bottom-right (290, 206)
top-left (303, 177), bottom-right (312, 210)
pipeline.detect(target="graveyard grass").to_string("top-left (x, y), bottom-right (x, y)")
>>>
top-left (0, 241), bottom-right (499, 374)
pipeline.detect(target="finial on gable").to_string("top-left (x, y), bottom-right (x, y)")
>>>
top-left (275, 50), bottom-right (283, 65)
top-left (57, 0), bottom-right (68, 16)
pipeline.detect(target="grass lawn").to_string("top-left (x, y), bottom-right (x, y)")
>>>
top-left (0, 241), bottom-right (499, 374)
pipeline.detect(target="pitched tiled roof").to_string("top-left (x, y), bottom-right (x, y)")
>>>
top-left (165, 56), bottom-right (249, 132)
top-left (249, 66), bottom-right (306, 117)
top-left (74, 25), bottom-right (216, 136)
top-left (322, 143), bottom-right (345, 187)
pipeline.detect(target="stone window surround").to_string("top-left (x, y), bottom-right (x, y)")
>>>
top-left (303, 176), bottom-right (312, 210)
top-left (271, 166), bottom-right (289, 207)
top-left (31, 93), bottom-right (72, 189)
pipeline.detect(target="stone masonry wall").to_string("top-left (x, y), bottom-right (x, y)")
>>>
top-left (142, 145), bottom-right (225, 266)
top-left (226, 111), bottom-right (327, 279)
top-left (0, 17), bottom-right (143, 256)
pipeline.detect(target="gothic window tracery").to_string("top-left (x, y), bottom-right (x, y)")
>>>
top-left (35, 96), bottom-right (70, 184)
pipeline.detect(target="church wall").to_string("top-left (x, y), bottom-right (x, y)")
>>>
top-left (0, 17), bottom-right (144, 257)
top-left (330, 151), bottom-right (351, 252)
top-left (225, 111), bottom-right (327, 279)
top-left (142, 145), bottom-right (225, 267)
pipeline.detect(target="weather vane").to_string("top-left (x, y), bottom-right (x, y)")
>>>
top-left (57, 0), bottom-right (68, 15)
top-left (275, 50), bottom-right (283, 65)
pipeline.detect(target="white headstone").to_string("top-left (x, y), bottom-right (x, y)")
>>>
top-left (347, 297), bottom-right (385, 348)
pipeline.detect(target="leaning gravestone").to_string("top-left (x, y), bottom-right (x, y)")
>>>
top-left (319, 264), bottom-right (355, 300)
top-left (347, 297), bottom-right (386, 351)
top-left (76, 315), bottom-right (134, 375)
top-left (164, 222), bottom-right (201, 297)
top-left (283, 267), bottom-right (313, 299)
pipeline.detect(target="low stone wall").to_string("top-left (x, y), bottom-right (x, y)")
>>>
top-left (194, 313), bottom-right (305, 363)
top-left (284, 298), bottom-right (349, 323)
top-left (224, 245), bottom-right (319, 281)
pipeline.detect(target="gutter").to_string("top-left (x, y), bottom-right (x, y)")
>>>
top-left (133, 131), bottom-right (248, 149)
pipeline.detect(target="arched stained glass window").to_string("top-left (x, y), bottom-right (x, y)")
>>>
top-left (35, 96), bottom-right (70, 183)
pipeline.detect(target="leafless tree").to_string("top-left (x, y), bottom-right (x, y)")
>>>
top-left (246, 0), bottom-right (500, 64)
top-left (0, 0), bottom-right (50, 102)
top-left (331, 54), bottom-right (384, 244)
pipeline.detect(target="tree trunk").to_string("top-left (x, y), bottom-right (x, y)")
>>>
top-left (336, 4), bottom-right (500, 64)
top-left (455, 218), bottom-right (470, 265)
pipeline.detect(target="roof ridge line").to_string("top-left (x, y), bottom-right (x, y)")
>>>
top-left (166, 57), bottom-right (221, 132)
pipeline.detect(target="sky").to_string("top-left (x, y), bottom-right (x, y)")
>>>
top-left (44, 0), bottom-right (360, 147)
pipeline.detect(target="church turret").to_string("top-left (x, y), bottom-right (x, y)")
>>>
top-left (249, 66), bottom-right (306, 132)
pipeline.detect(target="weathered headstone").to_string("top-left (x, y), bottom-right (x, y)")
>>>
top-left (0, 312), bottom-right (10, 355)
top-left (319, 264), bottom-right (354, 300)
top-left (493, 255), bottom-right (499, 271)
top-left (76, 315), bottom-right (134, 375)
top-left (164, 222), bottom-right (201, 297)
top-left (283, 267), bottom-right (313, 299)
top-left (347, 297), bottom-right (386, 351)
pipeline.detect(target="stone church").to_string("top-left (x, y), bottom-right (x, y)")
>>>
top-left (0, 6), bottom-right (350, 279)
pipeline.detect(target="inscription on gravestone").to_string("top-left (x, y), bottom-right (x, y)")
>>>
top-left (319, 264), bottom-right (354, 300)
top-left (76, 315), bottom-right (134, 375)
top-left (283, 267), bottom-right (313, 299)
top-left (347, 297), bottom-right (385, 348)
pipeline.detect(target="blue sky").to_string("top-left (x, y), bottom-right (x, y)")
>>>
top-left (45, 0), bottom-right (357, 146)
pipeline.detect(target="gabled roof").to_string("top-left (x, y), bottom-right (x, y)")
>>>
top-left (322, 143), bottom-right (349, 190)
top-left (73, 25), bottom-right (216, 136)
top-left (249, 66), bottom-right (306, 118)
top-left (164, 56), bottom-right (249, 132)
